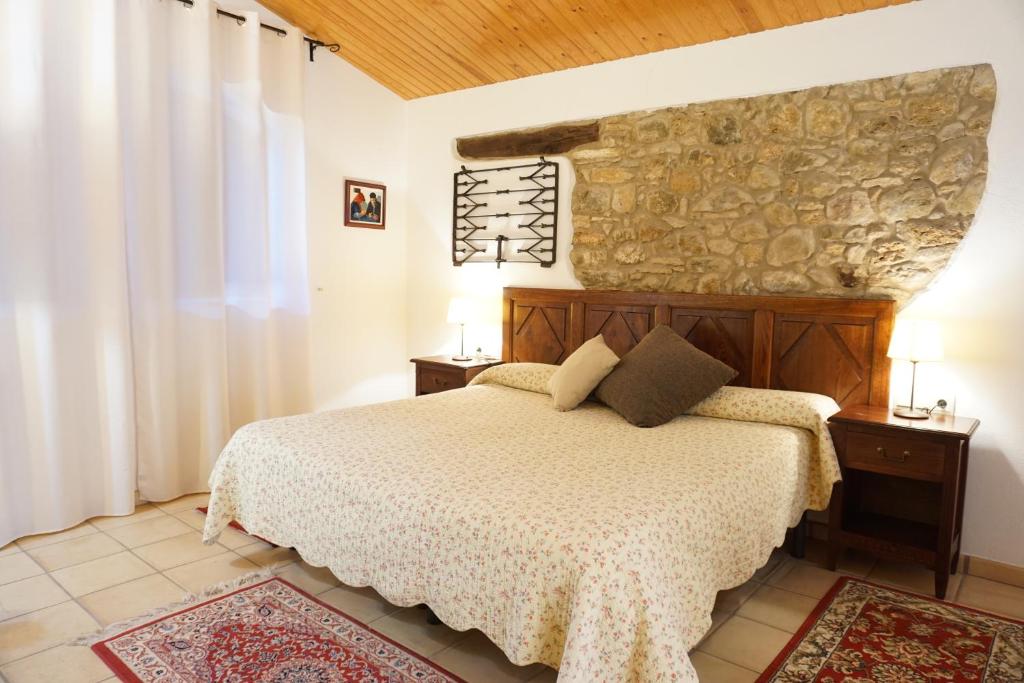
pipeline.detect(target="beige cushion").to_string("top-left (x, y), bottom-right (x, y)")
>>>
top-left (547, 335), bottom-right (620, 411)
top-left (595, 325), bottom-right (737, 427)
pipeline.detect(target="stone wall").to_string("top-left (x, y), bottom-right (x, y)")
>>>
top-left (567, 64), bottom-right (995, 306)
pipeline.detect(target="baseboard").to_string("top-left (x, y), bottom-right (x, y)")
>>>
top-left (965, 556), bottom-right (1024, 589)
top-left (806, 520), bottom-right (1024, 583)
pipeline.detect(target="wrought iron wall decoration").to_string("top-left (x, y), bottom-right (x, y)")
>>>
top-left (452, 158), bottom-right (558, 268)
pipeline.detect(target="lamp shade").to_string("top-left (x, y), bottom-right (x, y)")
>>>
top-left (887, 318), bottom-right (944, 362)
top-left (446, 297), bottom-right (473, 325)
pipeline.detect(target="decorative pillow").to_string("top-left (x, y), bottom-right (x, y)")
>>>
top-left (595, 325), bottom-right (737, 427)
top-left (547, 335), bottom-right (620, 411)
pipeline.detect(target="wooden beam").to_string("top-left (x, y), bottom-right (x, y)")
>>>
top-left (457, 121), bottom-right (601, 159)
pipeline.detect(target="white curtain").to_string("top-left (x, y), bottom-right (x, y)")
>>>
top-left (0, 0), bottom-right (311, 546)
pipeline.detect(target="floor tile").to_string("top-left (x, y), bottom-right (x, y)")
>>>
top-left (15, 522), bottom-right (97, 551)
top-left (235, 541), bottom-right (299, 568)
top-left (0, 574), bottom-right (69, 621)
top-left (0, 601), bottom-right (99, 664)
top-left (132, 531), bottom-right (227, 570)
top-left (275, 562), bottom-right (341, 596)
top-left (209, 525), bottom-right (258, 549)
top-left (153, 492), bottom-right (210, 514)
top-left (0, 553), bottom-right (44, 586)
top-left (50, 551), bottom-right (154, 597)
top-left (317, 583), bottom-right (403, 623)
top-left (698, 615), bottom-right (792, 672)
top-left (172, 509), bottom-right (208, 531)
top-left (25, 533), bottom-right (124, 572)
top-left (433, 630), bottom-right (544, 683)
top-left (78, 573), bottom-right (186, 626)
top-left (370, 606), bottom-right (469, 657)
top-left (695, 609), bottom-right (731, 648)
top-left (163, 553), bottom-right (260, 594)
top-left (867, 560), bottom-right (961, 599)
top-left (174, 509), bottom-right (254, 547)
top-left (0, 543), bottom-right (19, 558)
top-left (89, 504), bottom-right (165, 531)
top-left (736, 584), bottom-right (819, 633)
top-left (0, 644), bottom-right (111, 683)
top-left (956, 575), bottom-right (1024, 620)
top-left (690, 651), bottom-right (759, 683)
top-left (766, 561), bottom-right (843, 599)
top-left (801, 540), bottom-right (876, 577)
top-left (104, 516), bottom-right (191, 549)
top-left (752, 548), bottom-right (787, 582)
top-left (715, 580), bottom-right (758, 613)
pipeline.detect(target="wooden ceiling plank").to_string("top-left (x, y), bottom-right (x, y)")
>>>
top-left (685, 0), bottom-right (740, 41)
top-left (726, 0), bottom-right (768, 34)
top-left (792, 0), bottom-right (829, 21)
top-left (420, 3), bottom-right (527, 82)
top-left (452, 0), bottom-right (551, 78)
top-left (766, 0), bottom-right (808, 26)
top-left (255, 0), bottom-right (440, 97)
top-left (704, 0), bottom-right (752, 38)
top-left (260, 0), bottom-right (912, 100)
top-left (627, 0), bottom-right (688, 52)
top-left (556, 2), bottom-right (635, 61)
top-left (524, 0), bottom-right (611, 64)
top-left (744, 0), bottom-right (786, 28)
top-left (488, 0), bottom-right (582, 71)
top-left (812, 0), bottom-right (846, 17)
top-left (650, 3), bottom-right (703, 47)
top-left (592, 0), bottom-right (655, 55)
top-left (369, 2), bottom-right (513, 85)
top-left (513, 0), bottom-right (597, 67)
top-left (328, 1), bottom-right (477, 92)
top-left (630, 0), bottom-right (704, 50)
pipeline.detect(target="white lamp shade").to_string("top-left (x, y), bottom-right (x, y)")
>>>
top-left (887, 318), bottom-right (944, 362)
top-left (446, 297), bottom-right (473, 325)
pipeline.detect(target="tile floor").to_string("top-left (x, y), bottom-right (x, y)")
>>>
top-left (2, 495), bottom-right (1024, 683)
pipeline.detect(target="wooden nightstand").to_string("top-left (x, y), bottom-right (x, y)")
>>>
top-left (410, 355), bottom-right (502, 396)
top-left (827, 405), bottom-right (979, 599)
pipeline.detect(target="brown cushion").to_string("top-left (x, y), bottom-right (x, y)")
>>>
top-left (595, 325), bottom-right (737, 427)
top-left (547, 335), bottom-right (620, 411)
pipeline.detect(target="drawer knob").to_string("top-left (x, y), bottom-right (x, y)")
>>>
top-left (433, 377), bottom-right (448, 386)
top-left (876, 446), bottom-right (908, 463)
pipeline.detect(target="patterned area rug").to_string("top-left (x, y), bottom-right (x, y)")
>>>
top-left (758, 576), bottom-right (1024, 682)
top-left (92, 577), bottom-right (464, 682)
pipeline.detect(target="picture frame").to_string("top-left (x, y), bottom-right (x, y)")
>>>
top-left (344, 179), bottom-right (386, 229)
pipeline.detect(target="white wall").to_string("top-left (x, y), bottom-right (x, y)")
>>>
top-left (238, 0), bottom-right (410, 411)
top-left (404, 0), bottom-right (1024, 566)
top-left (304, 54), bottom-right (409, 410)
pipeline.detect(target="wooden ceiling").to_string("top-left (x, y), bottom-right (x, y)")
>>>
top-left (258, 0), bottom-right (911, 100)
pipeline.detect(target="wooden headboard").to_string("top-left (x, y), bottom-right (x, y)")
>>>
top-left (502, 287), bottom-right (895, 408)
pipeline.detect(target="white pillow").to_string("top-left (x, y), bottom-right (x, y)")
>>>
top-left (547, 335), bottom-right (620, 411)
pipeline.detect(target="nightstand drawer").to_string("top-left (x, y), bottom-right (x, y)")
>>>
top-left (844, 430), bottom-right (946, 481)
top-left (417, 367), bottom-right (465, 395)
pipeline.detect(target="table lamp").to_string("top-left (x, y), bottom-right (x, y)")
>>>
top-left (447, 297), bottom-right (473, 361)
top-left (887, 318), bottom-right (944, 419)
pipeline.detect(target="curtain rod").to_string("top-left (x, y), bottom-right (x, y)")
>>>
top-left (173, 0), bottom-right (340, 62)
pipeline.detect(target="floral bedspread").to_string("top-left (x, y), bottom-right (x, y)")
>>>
top-left (204, 364), bottom-right (841, 682)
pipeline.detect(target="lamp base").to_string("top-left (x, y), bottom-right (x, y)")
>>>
top-left (893, 406), bottom-right (930, 419)
top-left (451, 355), bottom-right (472, 362)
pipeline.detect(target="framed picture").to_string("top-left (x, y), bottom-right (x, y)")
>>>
top-left (344, 179), bottom-right (386, 229)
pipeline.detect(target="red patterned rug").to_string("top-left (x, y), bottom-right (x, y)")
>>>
top-left (758, 576), bottom-right (1024, 682)
top-left (92, 577), bottom-right (464, 682)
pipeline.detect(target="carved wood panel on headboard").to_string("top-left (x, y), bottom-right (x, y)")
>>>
top-left (503, 287), bottom-right (894, 408)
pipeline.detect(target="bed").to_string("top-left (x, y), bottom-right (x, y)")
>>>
top-left (203, 287), bottom-right (894, 682)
